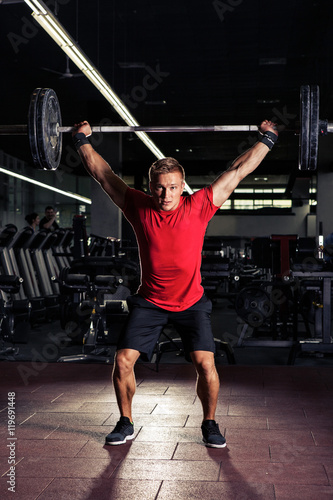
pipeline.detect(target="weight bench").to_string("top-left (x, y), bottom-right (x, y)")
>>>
top-left (153, 325), bottom-right (236, 371)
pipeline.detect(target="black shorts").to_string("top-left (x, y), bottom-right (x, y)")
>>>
top-left (117, 294), bottom-right (215, 361)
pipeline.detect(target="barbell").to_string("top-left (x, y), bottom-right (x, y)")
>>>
top-left (0, 85), bottom-right (331, 171)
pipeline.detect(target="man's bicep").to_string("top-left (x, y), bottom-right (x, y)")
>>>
top-left (211, 169), bottom-right (240, 207)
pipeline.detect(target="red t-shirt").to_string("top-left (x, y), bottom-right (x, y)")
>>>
top-left (122, 186), bottom-right (219, 311)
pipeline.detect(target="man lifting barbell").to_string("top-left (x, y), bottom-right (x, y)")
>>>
top-left (72, 118), bottom-right (278, 448)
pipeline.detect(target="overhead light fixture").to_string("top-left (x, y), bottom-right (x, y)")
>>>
top-left (259, 58), bottom-right (287, 66)
top-left (0, 167), bottom-right (92, 204)
top-left (257, 98), bottom-right (280, 104)
top-left (23, 0), bottom-right (193, 194)
top-left (118, 62), bottom-right (146, 69)
top-left (145, 101), bottom-right (167, 105)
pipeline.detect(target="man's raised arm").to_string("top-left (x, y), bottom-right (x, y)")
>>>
top-left (72, 121), bottom-right (128, 210)
top-left (211, 120), bottom-right (278, 207)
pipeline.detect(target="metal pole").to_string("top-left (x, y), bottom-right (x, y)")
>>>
top-left (0, 123), bottom-right (259, 135)
top-left (0, 125), bottom-right (28, 135)
top-left (1, 122), bottom-right (331, 135)
top-left (59, 125), bottom-right (260, 133)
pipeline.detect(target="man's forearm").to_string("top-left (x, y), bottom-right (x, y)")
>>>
top-left (77, 144), bottom-right (113, 182)
top-left (227, 141), bottom-right (270, 180)
top-left (211, 141), bottom-right (273, 207)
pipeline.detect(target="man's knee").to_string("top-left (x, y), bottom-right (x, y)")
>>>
top-left (114, 349), bottom-right (140, 375)
top-left (190, 350), bottom-right (216, 375)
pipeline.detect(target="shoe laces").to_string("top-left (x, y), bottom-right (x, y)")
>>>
top-left (204, 421), bottom-right (221, 435)
top-left (114, 419), bottom-right (131, 433)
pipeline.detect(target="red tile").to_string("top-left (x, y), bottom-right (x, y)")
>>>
top-left (135, 385), bottom-right (169, 395)
top-left (324, 461), bottom-right (333, 483)
top-left (151, 403), bottom-right (204, 416)
top-left (227, 395), bottom-right (266, 406)
top-left (163, 384), bottom-right (197, 395)
top-left (225, 428), bottom-right (315, 446)
top-left (304, 417), bottom-right (333, 429)
top-left (267, 416), bottom-right (310, 430)
top-left (18, 411), bottom-right (111, 427)
top-left (275, 484), bottom-right (333, 500)
top-left (14, 456), bottom-right (116, 478)
top-left (270, 444), bottom-right (333, 464)
top-left (0, 477), bottom-right (52, 499)
top-left (311, 429), bottom-right (333, 446)
top-left (45, 425), bottom-right (111, 441)
top-left (135, 426), bottom-right (202, 443)
top-left (1, 412), bottom-right (37, 427)
top-left (219, 462), bottom-right (328, 485)
top-left (264, 397), bottom-right (304, 409)
top-left (115, 458), bottom-right (220, 480)
top-left (77, 440), bottom-right (176, 460)
top-left (11, 422), bottom-right (60, 440)
top-left (37, 478), bottom-right (162, 500)
top-left (1, 439), bottom-right (87, 458)
top-left (227, 406), bottom-right (305, 418)
top-left (230, 387), bottom-right (265, 397)
top-left (79, 395), bottom-right (197, 412)
top-left (186, 414), bottom-right (268, 429)
top-left (58, 393), bottom-right (117, 403)
top-left (16, 400), bottom-right (84, 413)
top-left (174, 442), bottom-right (269, 462)
top-left (157, 480), bottom-right (275, 500)
top-left (304, 409), bottom-right (333, 419)
top-left (103, 413), bottom-right (187, 428)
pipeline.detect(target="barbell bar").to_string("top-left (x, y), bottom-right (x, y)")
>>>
top-left (0, 85), bottom-right (330, 172)
top-left (0, 124), bottom-right (263, 134)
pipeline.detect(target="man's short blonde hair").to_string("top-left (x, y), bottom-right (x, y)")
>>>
top-left (149, 157), bottom-right (185, 182)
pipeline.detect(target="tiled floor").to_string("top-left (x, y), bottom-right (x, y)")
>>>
top-left (1, 361), bottom-right (333, 499)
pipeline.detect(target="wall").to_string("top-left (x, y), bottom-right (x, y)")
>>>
top-left (206, 204), bottom-right (311, 239)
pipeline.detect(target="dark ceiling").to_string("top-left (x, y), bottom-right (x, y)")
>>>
top-left (0, 0), bottom-right (333, 191)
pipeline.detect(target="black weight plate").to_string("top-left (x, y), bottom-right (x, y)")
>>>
top-left (235, 286), bottom-right (274, 327)
top-left (308, 85), bottom-right (319, 171)
top-left (28, 88), bottom-right (43, 169)
top-left (299, 85), bottom-right (310, 170)
top-left (36, 88), bottom-right (62, 170)
top-left (37, 88), bottom-right (62, 170)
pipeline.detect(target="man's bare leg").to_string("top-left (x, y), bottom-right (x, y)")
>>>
top-left (112, 348), bottom-right (141, 421)
top-left (191, 350), bottom-right (219, 420)
top-left (190, 350), bottom-right (226, 447)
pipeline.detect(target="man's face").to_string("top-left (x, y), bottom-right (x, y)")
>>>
top-left (45, 209), bottom-right (55, 220)
top-left (150, 172), bottom-right (185, 212)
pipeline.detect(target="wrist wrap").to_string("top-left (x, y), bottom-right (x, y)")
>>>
top-left (73, 132), bottom-right (90, 150)
top-left (258, 130), bottom-right (278, 150)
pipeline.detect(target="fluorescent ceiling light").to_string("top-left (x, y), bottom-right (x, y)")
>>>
top-left (259, 58), bottom-right (287, 66)
top-left (145, 101), bottom-right (167, 105)
top-left (118, 62), bottom-right (147, 69)
top-left (24, 0), bottom-right (193, 194)
top-left (0, 167), bottom-right (92, 204)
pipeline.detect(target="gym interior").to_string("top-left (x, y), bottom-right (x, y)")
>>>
top-left (1, 1), bottom-right (333, 499)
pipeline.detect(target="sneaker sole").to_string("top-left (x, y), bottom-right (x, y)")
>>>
top-left (105, 433), bottom-right (135, 446)
top-left (203, 439), bottom-right (227, 449)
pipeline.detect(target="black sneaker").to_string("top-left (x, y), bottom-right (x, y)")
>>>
top-left (201, 420), bottom-right (226, 448)
top-left (105, 416), bottom-right (135, 445)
